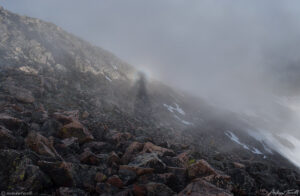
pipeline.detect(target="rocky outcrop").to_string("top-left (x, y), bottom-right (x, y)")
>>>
top-left (58, 121), bottom-right (94, 144)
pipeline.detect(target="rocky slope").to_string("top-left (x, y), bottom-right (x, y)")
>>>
top-left (0, 6), bottom-right (299, 195)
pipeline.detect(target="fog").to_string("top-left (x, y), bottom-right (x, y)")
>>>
top-left (2, 0), bottom-right (300, 166)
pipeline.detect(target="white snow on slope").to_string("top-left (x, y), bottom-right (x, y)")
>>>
top-left (163, 103), bottom-right (185, 115)
top-left (247, 130), bottom-right (273, 154)
top-left (251, 147), bottom-right (263, 154)
top-left (225, 131), bottom-right (250, 150)
top-left (225, 131), bottom-right (264, 155)
top-left (112, 65), bottom-right (118, 70)
top-left (174, 115), bottom-right (193, 126)
top-left (105, 75), bottom-right (112, 82)
top-left (262, 142), bottom-right (273, 154)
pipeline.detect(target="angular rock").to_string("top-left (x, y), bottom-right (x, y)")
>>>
top-left (52, 112), bottom-right (74, 125)
top-left (145, 182), bottom-right (175, 196)
top-left (178, 178), bottom-right (233, 196)
top-left (233, 162), bottom-right (245, 169)
top-left (108, 151), bottom-right (121, 165)
top-left (95, 172), bottom-right (107, 183)
top-left (0, 125), bottom-right (18, 149)
top-left (82, 141), bottom-right (111, 154)
top-left (132, 184), bottom-right (147, 196)
top-left (142, 142), bottom-right (175, 157)
top-left (187, 159), bottom-right (218, 179)
top-left (0, 113), bottom-right (28, 136)
top-left (119, 165), bottom-right (154, 176)
top-left (118, 168), bottom-right (137, 185)
top-left (121, 141), bottom-right (144, 164)
top-left (129, 153), bottom-right (166, 173)
top-left (81, 111), bottom-right (89, 119)
top-left (107, 175), bottom-right (124, 188)
top-left (80, 150), bottom-right (101, 165)
top-left (176, 151), bottom-right (191, 168)
top-left (62, 137), bottom-right (79, 148)
top-left (38, 161), bottom-right (75, 187)
top-left (25, 131), bottom-right (58, 158)
top-left (58, 121), bottom-right (94, 144)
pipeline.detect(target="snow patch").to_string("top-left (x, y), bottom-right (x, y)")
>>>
top-left (163, 103), bottom-right (185, 115)
top-left (174, 115), bottom-right (193, 126)
top-left (247, 129), bottom-right (273, 154)
top-left (251, 147), bottom-right (263, 154)
top-left (262, 142), bottom-right (273, 154)
top-left (105, 75), bottom-right (112, 82)
top-left (112, 65), bottom-right (118, 70)
top-left (225, 131), bottom-right (266, 155)
top-left (225, 131), bottom-right (249, 150)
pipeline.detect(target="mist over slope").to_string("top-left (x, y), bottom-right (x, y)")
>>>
top-left (3, 1), bottom-right (300, 165)
top-left (0, 5), bottom-right (300, 195)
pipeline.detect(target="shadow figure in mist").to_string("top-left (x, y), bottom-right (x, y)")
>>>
top-left (134, 72), bottom-right (152, 121)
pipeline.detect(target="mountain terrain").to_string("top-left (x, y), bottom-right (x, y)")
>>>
top-left (0, 7), bottom-right (299, 195)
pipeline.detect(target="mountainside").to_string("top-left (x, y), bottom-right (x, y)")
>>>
top-left (0, 7), bottom-right (299, 195)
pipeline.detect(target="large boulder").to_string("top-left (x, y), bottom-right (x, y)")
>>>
top-left (178, 178), bottom-right (233, 196)
top-left (142, 142), bottom-right (175, 157)
top-left (144, 182), bottom-right (175, 196)
top-left (25, 131), bottom-right (58, 158)
top-left (79, 150), bottom-right (101, 165)
top-left (38, 161), bottom-right (75, 187)
top-left (0, 113), bottom-right (28, 136)
top-left (187, 159), bottom-right (218, 179)
top-left (129, 153), bottom-right (166, 173)
top-left (176, 151), bottom-right (191, 168)
top-left (58, 121), bottom-right (94, 144)
top-left (121, 141), bottom-right (144, 164)
top-left (107, 175), bottom-right (124, 188)
top-left (0, 126), bottom-right (18, 149)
